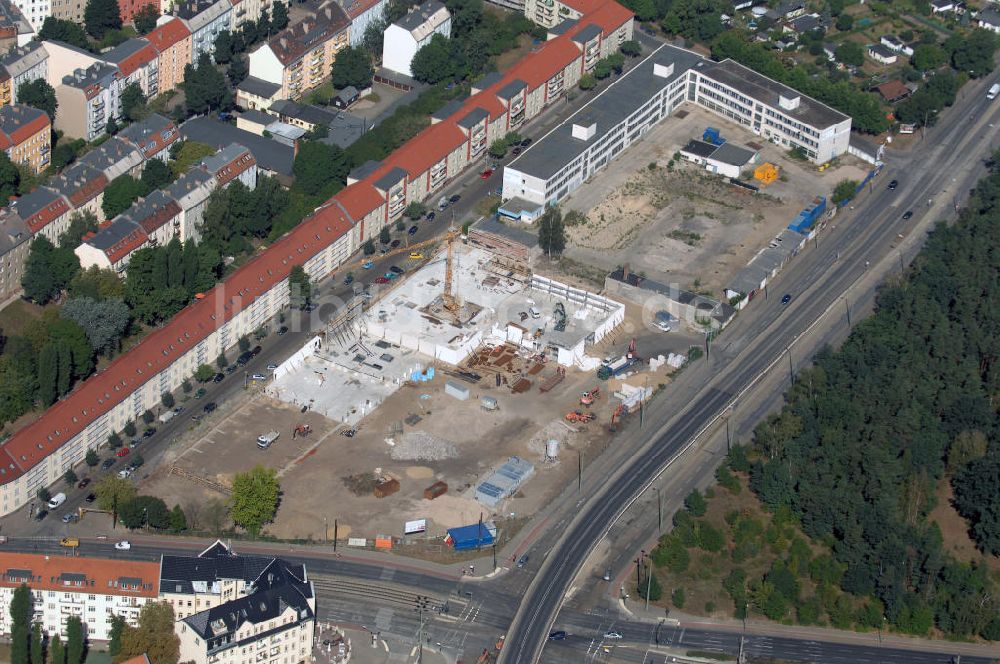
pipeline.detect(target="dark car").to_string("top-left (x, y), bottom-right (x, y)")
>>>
top-left (781, 293), bottom-right (792, 305)
top-left (203, 402), bottom-right (217, 414)
top-left (521, 138), bottom-right (532, 147)
top-left (390, 265), bottom-right (404, 274)
top-left (512, 147), bottom-right (522, 156)
top-left (225, 364), bottom-right (238, 374)
top-left (34, 509), bottom-right (48, 521)
top-left (902, 210), bottom-right (913, 220)
top-left (888, 179), bottom-right (898, 190)
top-left (84, 493), bottom-right (96, 503)
top-left (344, 274), bottom-right (354, 285)
top-left (237, 352), bottom-right (253, 366)
top-left (449, 194), bottom-right (460, 203)
top-left (548, 631), bottom-right (567, 641)
top-left (408, 225), bottom-right (418, 235)
top-left (277, 326), bottom-right (288, 335)
top-left (426, 212), bottom-right (436, 222)
top-left (516, 554), bottom-right (529, 568)
top-left (250, 345), bottom-right (262, 357)
top-left (213, 372), bottom-right (224, 382)
top-left (142, 428), bottom-right (156, 438)
top-left (101, 458), bottom-right (116, 470)
top-left (77, 477), bottom-right (91, 489)
top-left (390, 239), bottom-right (401, 248)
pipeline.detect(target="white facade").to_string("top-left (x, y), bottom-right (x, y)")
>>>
top-left (247, 43), bottom-right (284, 86)
top-left (381, 1), bottom-right (451, 77)
top-left (2, 43), bottom-right (48, 105)
top-left (177, 603), bottom-right (313, 664)
top-left (11, 0), bottom-right (49, 32)
top-left (345, 0), bottom-right (386, 46)
top-left (181, 0), bottom-right (234, 62)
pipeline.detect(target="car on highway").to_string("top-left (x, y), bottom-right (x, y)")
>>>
top-left (374, 276), bottom-right (390, 284)
top-left (408, 225), bottom-right (418, 235)
top-left (888, 179), bottom-right (898, 190)
top-left (450, 194), bottom-right (460, 203)
top-left (902, 210), bottom-right (913, 220)
top-left (34, 509), bottom-right (48, 521)
top-left (266, 363), bottom-right (278, 370)
top-left (781, 293), bottom-right (792, 305)
top-left (213, 372), bottom-right (224, 382)
top-left (383, 272), bottom-right (397, 281)
top-left (480, 169), bottom-right (493, 179)
top-left (390, 265), bottom-right (404, 274)
top-left (363, 260), bottom-right (374, 269)
top-left (409, 252), bottom-right (423, 259)
top-left (251, 373), bottom-right (267, 381)
top-left (101, 459), bottom-right (116, 470)
top-left (84, 493), bottom-right (95, 503)
top-left (142, 428), bottom-right (156, 438)
top-left (115, 540), bottom-right (131, 551)
top-left (603, 568), bottom-right (612, 581)
top-left (548, 631), bottom-right (566, 641)
top-left (77, 478), bottom-right (90, 489)
top-left (516, 554), bottom-right (529, 568)
top-left (116, 447), bottom-right (130, 457)
top-left (59, 537), bottom-right (79, 548)
top-left (426, 212), bottom-right (435, 222)
top-left (604, 631), bottom-right (622, 640)
top-left (203, 402), bottom-right (217, 413)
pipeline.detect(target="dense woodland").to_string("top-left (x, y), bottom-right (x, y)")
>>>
top-left (736, 154), bottom-right (1000, 638)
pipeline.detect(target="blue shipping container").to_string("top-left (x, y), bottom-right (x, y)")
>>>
top-left (788, 196), bottom-right (826, 234)
top-left (446, 523), bottom-right (495, 551)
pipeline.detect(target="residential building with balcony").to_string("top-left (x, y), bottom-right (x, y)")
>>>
top-left (104, 38), bottom-right (161, 98)
top-left (118, 0), bottom-right (157, 24)
top-left (119, 113), bottom-right (180, 163)
top-left (230, 0), bottom-right (270, 31)
top-left (48, 161), bottom-right (109, 219)
top-left (200, 142), bottom-right (257, 190)
top-left (55, 62), bottom-right (125, 141)
top-left (74, 216), bottom-right (148, 272)
top-left (147, 18), bottom-right (192, 93)
top-left (382, 0), bottom-right (450, 78)
top-left (164, 166), bottom-right (214, 240)
top-left (340, 0), bottom-right (385, 46)
top-left (0, 42), bottom-right (48, 107)
top-left (8, 185), bottom-right (71, 244)
top-left (0, 205), bottom-right (32, 302)
top-left (78, 136), bottom-right (146, 181)
top-left (0, 553), bottom-right (160, 640)
top-left (9, 0), bottom-right (48, 33)
top-left (248, 1), bottom-right (350, 100)
top-left (176, 0), bottom-right (233, 62)
top-left (0, 0), bottom-right (34, 51)
top-left (0, 104), bottom-right (51, 174)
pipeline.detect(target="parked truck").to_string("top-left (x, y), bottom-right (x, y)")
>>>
top-left (158, 410), bottom-right (176, 424)
top-left (257, 430), bottom-right (280, 449)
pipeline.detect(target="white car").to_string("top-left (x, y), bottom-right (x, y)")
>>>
top-left (603, 632), bottom-right (622, 640)
top-left (251, 373), bottom-right (268, 381)
top-left (117, 468), bottom-right (132, 479)
top-left (114, 540), bottom-right (131, 550)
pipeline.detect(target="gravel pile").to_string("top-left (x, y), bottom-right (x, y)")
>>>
top-left (390, 432), bottom-right (458, 460)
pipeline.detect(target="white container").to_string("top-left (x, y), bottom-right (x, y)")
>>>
top-left (545, 439), bottom-right (560, 459)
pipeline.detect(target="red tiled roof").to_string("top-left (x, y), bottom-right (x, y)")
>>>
top-left (147, 18), bottom-right (191, 53)
top-left (134, 200), bottom-right (181, 235)
top-left (0, 201), bottom-right (355, 481)
top-left (380, 121), bottom-right (468, 182)
top-left (0, 553), bottom-right (159, 597)
top-left (876, 80), bottom-right (909, 101)
top-left (22, 195), bottom-right (70, 235)
top-left (0, 108), bottom-right (49, 151)
top-left (67, 173), bottom-right (109, 208)
top-left (505, 37), bottom-right (582, 89)
top-left (213, 151), bottom-right (257, 186)
top-left (574, 0), bottom-right (632, 31)
top-left (335, 181), bottom-right (384, 220)
top-left (341, 0), bottom-right (383, 19)
top-left (104, 224), bottom-right (149, 264)
top-left (116, 42), bottom-right (159, 78)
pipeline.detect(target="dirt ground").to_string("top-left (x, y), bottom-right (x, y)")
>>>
top-left (929, 477), bottom-right (1000, 572)
top-left (143, 335), bottom-right (680, 543)
top-left (557, 106), bottom-right (869, 295)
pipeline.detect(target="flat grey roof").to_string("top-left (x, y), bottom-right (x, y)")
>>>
top-left (709, 142), bottom-right (756, 166)
top-left (10, 186), bottom-right (64, 219)
top-left (374, 166), bottom-right (407, 190)
top-left (472, 71), bottom-right (503, 93)
top-left (88, 217), bottom-right (141, 251)
top-left (548, 18), bottom-right (577, 35)
top-left (349, 160), bottom-right (382, 181)
top-left (507, 45), bottom-right (705, 182)
top-left (431, 99), bottom-right (463, 121)
top-left (457, 107), bottom-right (489, 129)
top-left (239, 109), bottom-right (273, 126)
top-left (496, 79), bottom-right (526, 100)
top-left (681, 139), bottom-right (718, 159)
top-left (699, 59), bottom-right (849, 128)
top-left (180, 117), bottom-right (294, 176)
top-left (572, 23), bottom-right (602, 43)
top-left (472, 215), bottom-right (537, 247)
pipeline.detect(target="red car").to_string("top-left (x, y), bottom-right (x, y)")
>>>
top-left (77, 478), bottom-right (90, 489)
top-left (374, 276), bottom-right (390, 284)
top-left (115, 448), bottom-right (130, 457)
top-left (480, 169), bottom-right (493, 179)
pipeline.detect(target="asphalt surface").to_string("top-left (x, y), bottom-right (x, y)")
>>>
top-left (499, 75), bottom-right (1000, 663)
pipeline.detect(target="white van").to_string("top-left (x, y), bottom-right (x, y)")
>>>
top-left (47, 493), bottom-right (66, 510)
top-left (988, 83), bottom-right (1000, 100)
top-left (529, 306), bottom-right (541, 319)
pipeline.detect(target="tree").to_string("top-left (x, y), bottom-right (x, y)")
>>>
top-left (168, 504), bottom-right (188, 532)
top-left (37, 344), bottom-right (58, 406)
top-left (23, 236), bottom-right (79, 304)
top-left (61, 297), bottom-right (131, 356)
top-left (271, 0), bottom-right (288, 30)
top-left (670, 586), bottom-right (684, 608)
top-left (108, 432), bottom-right (123, 449)
top-left (161, 391), bottom-right (175, 409)
top-left (229, 465), bottom-right (280, 536)
top-left (141, 158), bottom-right (172, 191)
top-left (405, 201), bottom-right (426, 219)
top-left (102, 174), bottom-right (147, 220)
top-left (835, 13), bottom-right (853, 31)
top-left (17, 80), bottom-right (58, 120)
top-left (411, 33), bottom-right (458, 83)
top-left (379, 225), bottom-right (391, 244)
top-left (30, 623), bottom-right (42, 664)
top-left (362, 17), bottom-right (387, 55)
top-left (59, 210), bottom-right (99, 248)
top-left (215, 353), bottom-right (228, 370)
top-left (945, 28), bottom-right (997, 77)
top-left (37, 16), bottom-right (89, 50)
top-left (620, 40), bottom-right (641, 57)
top-left (835, 41), bottom-right (864, 67)
top-left (85, 448), bottom-right (99, 467)
top-left (123, 420), bottom-right (137, 437)
top-left (119, 495), bottom-right (168, 529)
top-left (133, 3), bottom-right (158, 33)
top-left (214, 30), bottom-right (234, 64)
top-left (115, 602), bottom-right (179, 664)
top-left (238, 335), bottom-right (251, 352)
top-left (64, 469), bottom-right (78, 486)
top-left (640, 571), bottom-right (663, 601)
top-left (0, 151), bottom-right (20, 202)
top-left (10, 584), bottom-right (32, 664)
top-left (85, 0), bottom-right (121, 38)
top-left (578, 73), bottom-right (597, 90)
top-left (68, 265), bottom-right (123, 300)
top-left (228, 54), bottom-right (249, 87)
top-left (948, 431), bottom-right (988, 471)
top-left (37, 487), bottom-right (52, 504)
top-left (194, 364), bottom-right (215, 382)
top-left (94, 475), bottom-right (137, 513)
top-left (911, 43), bottom-right (947, 71)
top-left (684, 489), bottom-right (707, 516)
top-left (108, 616), bottom-right (125, 659)
top-left (832, 179), bottom-right (858, 204)
top-left (331, 46), bottom-right (374, 90)
top-left (49, 635), bottom-right (65, 664)
top-left (182, 54), bottom-right (233, 115)
top-left (121, 83), bottom-right (146, 122)
top-left (363, 238), bottom-right (375, 255)
top-left (953, 455), bottom-right (1000, 554)
top-left (288, 265), bottom-right (311, 310)
top-left (537, 207), bottom-right (565, 257)
top-left (293, 141), bottom-right (348, 195)
top-left (65, 616), bottom-right (84, 664)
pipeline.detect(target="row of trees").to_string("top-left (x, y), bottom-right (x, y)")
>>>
top-left (9, 586), bottom-right (85, 664)
top-left (101, 158), bottom-right (173, 219)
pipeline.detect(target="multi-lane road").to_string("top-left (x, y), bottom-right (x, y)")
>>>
top-left (501, 73), bottom-right (1000, 663)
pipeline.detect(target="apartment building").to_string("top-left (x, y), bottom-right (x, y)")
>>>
top-left (164, 167), bottom-right (214, 239)
top-left (119, 113), bottom-right (180, 162)
top-left (78, 136), bottom-right (146, 182)
top-left (523, 0), bottom-right (595, 29)
top-left (502, 45), bottom-right (851, 210)
top-left (0, 42), bottom-right (48, 107)
top-left (0, 553), bottom-right (160, 640)
top-left (248, 1), bottom-right (350, 100)
top-left (176, 0), bottom-right (233, 62)
top-left (230, 0), bottom-right (270, 32)
top-left (118, 0), bottom-right (157, 23)
top-left (48, 162), bottom-right (108, 220)
top-left (0, 104), bottom-right (51, 174)
top-left (50, 0), bottom-right (83, 23)
top-left (41, 40), bottom-right (101, 88)
top-left (104, 38), bottom-right (161, 98)
top-left (8, 185), bottom-right (71, 243)
top-left (0, 205), bottom-right (32, 302)
top-left (162, 541), bottom-right (315, 664)
top-left (55, 63), bottom-right (126, 141)
top-left (0, 0), bottom-right (33, 51)
top-left (382, 0), bottom-right (450, 78)
top-left (200, 142), bottom-right (257, 189)
top-left (9, 0), bottom-right (48, 32)
top-left (340, 0), bottom-right (385, 46)
top-left (0, 0), bottom-right (635, 515)
top-left (147, 19), bottom-right (192, 94)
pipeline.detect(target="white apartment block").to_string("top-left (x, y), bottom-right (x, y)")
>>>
top-left (10, 0), bottom-right (49, 32)
top-left (0, 553), bottom-right (160, 641)
top-left (382, 0), bottom-right (450, 78)
top-left (502, 45), bottom-right (851, 209)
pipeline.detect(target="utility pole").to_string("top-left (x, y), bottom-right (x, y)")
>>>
top-left (635, 550), bottom-right (644, 592)
top-left (655, 487), bottom-right (662, 533)
top-left (577, 450), bottom-right (582, 492)
top-left (644, 555), bottom-right (653, 611)
top-left (333, 519), bottom-right (338, 552)
top-left (787, 349), bottom-right (794, 384)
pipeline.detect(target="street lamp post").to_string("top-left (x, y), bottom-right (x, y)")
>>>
top-left (414, 595), bottom-right (431, 663)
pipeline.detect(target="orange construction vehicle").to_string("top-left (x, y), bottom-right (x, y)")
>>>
top-left (609, 404), bottom-right (627, 432)
top-left (566, 410), bottom-right (596, 423)
top-left (580, 387), bottom-right (600, 406)
top-left (292, 424), bottom-right (312, 439)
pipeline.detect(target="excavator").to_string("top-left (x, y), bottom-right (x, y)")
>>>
top-left (580, 387), bottom-right (600, 406)
top-left (609, 403), bottom-right (628, 432)
top-left (565, 410), bottom-right (596, 423)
